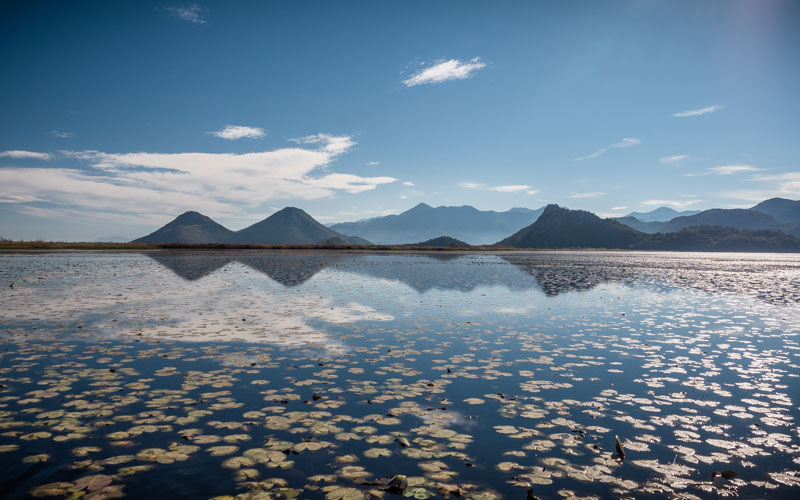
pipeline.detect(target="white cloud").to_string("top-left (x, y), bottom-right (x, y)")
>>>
top-left (574, 137), bottom-right (640, 161)
top-left (660, 155), bottom-right (687, 164)
top-left (366, 161), bottom-right (380, 166)
top-left (459, 182), bottom-right (535, 193)
top-left (569, 192), bottom-right (604, 198)
top-left (291, 133), bottom-right (355, 154)
top-left (641, 199), bottom-right (703, 210)
top-left (402, 181), bottom-right (415, 186)
top-left (708, 164), bottom-right (761, 175)
top-left (673, 104), bottom-right (726, 117)
top-left (493, 185), bottom-right (532, 193)
top-left (165, 4), bottom-right (208, 24)
top-left (210, 125), bottom-right (266, 140)
top-left (722, 171), bottom-right (800, 201)
top-left (403, 58), bottom-right (486, 87)
top-left (0, 150), bottom-right (52, 160)
top-left (0, 135), bottom-right (397, 225)
top-left (685, 164), bottom-right (762, 177)
top-left (612, 206), bottom-right (628, 210)
top-left (49, 130), bottom-right (75, 139)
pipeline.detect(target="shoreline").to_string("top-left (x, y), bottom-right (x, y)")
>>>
top-left (0, 241), bottom-right (798, 254)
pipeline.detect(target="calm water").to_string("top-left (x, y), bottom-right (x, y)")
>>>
top-left (1, 250), bottom-right (799, 499)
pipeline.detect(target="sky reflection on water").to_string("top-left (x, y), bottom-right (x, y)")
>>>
top-left (0, 251), bottom-right (798, 499)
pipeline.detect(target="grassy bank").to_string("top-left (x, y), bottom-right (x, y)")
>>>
top-left (0, 241), bottom-right (507, 251)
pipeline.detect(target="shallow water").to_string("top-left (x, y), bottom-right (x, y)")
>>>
top-left (0, 250), bottom-right (798, 499)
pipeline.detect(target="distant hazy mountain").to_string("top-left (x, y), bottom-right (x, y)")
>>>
top-left (318, 235), bottom-right (373, 245)
top-left (229, 207), bottom-right (370, 245)
top-left (94, 236), bottom-right (132, 243)
top-left (751, 198), bottom-right (800, 225)
top-left (417, 236), bottom-right (470, 247)
top-left (329, 203), bottom-right (543, 244)
top-left (626, 207), bottom-right (700, 222)
top-left (612, 216), bottom-right (667, 234)
top-left (500, 205), bottom-right (642, 249)
top-left (617, 204), bottom-right (800, 238)
top-left (133, 211), bottom-right (234, 243)
top-left (500, 205), bottom-right (800, 252)
top-left (659, 208), bottom-right (798, 236)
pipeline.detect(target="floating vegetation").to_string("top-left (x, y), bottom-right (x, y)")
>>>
top-left (0, 250), bottom-right (799, 499)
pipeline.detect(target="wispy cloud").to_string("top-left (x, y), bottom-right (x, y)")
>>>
top-left (611, 206), bottom-right (628, 210)
top-left (402, 181), bottom-right (414, 186)
top-left (641, 199), bottom-right (703, 210)
top-left (708, 164), bottom-right (761, 175)
top-left (164, 4), bottom-right (208, 24)
top-left (366, 161), bottom-right (380, 166)
top-left (403, 58), bottom-right (486, 87)
top-left (210, 125), bottom-right (265, 140)
top-left (291, 133), bottom-right (355, 154)
top-left (660, 155), bottom-right (687, 164)
top-left (49, 130), bottom-right (74, 139)
top-left (673, 104), bottom-right (725, 117)
top-left (0, 150), bottom-right (52, 160)
top-left (459, 182), bottom-right (535, 193)
top-left (684, 164), bottom-right (762, 177)
top-left (722, 171), bottom-right (800, 202)
top-left (569, 191), bottom-right (604, 198)
top-left (0, 135), bottom-right (397, 225)
top-left (573, 137), bottom-right (640, 161)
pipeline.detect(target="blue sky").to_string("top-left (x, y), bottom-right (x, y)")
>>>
top-left (1, 0), bottom-right (799, 240)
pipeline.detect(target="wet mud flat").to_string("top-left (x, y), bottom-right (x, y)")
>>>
top-left (1, 250), bottom-right (799, 499)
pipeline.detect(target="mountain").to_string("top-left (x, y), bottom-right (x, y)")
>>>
top-left (626, 207), bottom-right (700, 222)
top-left (229, 207), bottom-right (370, 245)
top-left (639, 226), bottom-right (800, 252)
top-left (132, 211), bottom-right (235, 243)
top-left (318, 235), bottom-right (373, 245)
top-left (329, 203), bottom-right (544, 244)
top-left (613, 216), bottom-right (667, 234)
top-left (94, 236), bottom-right (132, 243)
top-left (751, 198), bottom-right (800, 225)
top-left (499, 204), bottom-right (642, 249)
top-left (659, 208), bottom-right (798, 236)
top-left (417, 236), bottom-right (470, 247)
top-left (500, 205), bottom-right (800, 252)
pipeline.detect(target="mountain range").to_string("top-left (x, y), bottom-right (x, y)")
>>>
top-left (130, 197), bottom-right (800, 252)
top-left (625, 207), bottom-right (700, 222)
top-left (133, 207), bottom-right (370, 245)
top-left (504, 204), bottom-right (800, 252)
top-left (328, 203), bottom-right (543, 244)
top-left (614, 204), bottom-right (800, 237)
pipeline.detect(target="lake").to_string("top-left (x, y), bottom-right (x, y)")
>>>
top-left (1, 250), bottom-right (798, 499)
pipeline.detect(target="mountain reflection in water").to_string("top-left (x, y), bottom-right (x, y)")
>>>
top-left (144, 250), bottom-right (800, 303)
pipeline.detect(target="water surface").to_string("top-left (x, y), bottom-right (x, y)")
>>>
top-left (1, 250), bottom-right (798, 499)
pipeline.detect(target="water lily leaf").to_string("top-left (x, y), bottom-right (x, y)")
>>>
top-left (117, 465), bottom-right (153, 476)
top-left (364, 448), bottom-right (392, 458)
top-left (325, 486), bottom-right (365, 500)
top-left (208, 446), bottom-right (239, 456)
top-left (71, 474), bottom-right (113, 492)
top-left (23, 454), bottom-right (51, 463)
top-left (30, 482), bottom-right (73, 497)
